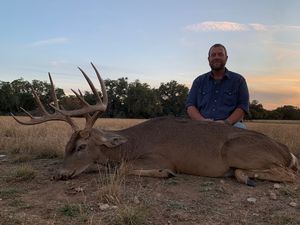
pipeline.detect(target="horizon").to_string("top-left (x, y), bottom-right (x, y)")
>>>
top-left (1, 0), bottom-right (300, 110)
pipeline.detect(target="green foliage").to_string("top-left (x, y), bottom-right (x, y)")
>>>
top-left (0, 78), bottom-right (65, 115)
top-left (126, 80), bottom-right (162, 118)
top-left (157, 80), bottom-right (189, 116)
top-left (58, 204), bottom-right (81, 217)
top-left (246, 100), bottom-right (300, 120)
top-left (105, 77), bottom-right (129, 117)
top-left (0, 188), bottom-right (19, 199)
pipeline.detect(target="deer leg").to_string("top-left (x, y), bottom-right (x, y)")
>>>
top-left (248, 167), bottom-right (296, 182)
top-left (235, 167), bottom-right (296, 185)
top-left (234, 169), bottom-right (256, 187)
top-left (128, 169), bottom-right (176, 178)
top-left (125, 156), bottom-right (176, 178)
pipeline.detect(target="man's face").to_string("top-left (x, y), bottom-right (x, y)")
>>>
top-left (208, 46), bottom-right (228, 71)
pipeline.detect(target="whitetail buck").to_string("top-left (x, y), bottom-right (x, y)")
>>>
top-left (12, 63), bottom-right (299, 186)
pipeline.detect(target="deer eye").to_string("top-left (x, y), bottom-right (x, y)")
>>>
top-left (77, 144), bottom-right (87, 152)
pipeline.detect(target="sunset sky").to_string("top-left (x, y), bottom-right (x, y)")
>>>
top-left (1, 0), bottom-right (300, 109)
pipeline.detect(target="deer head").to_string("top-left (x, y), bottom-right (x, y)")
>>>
top-left (11, 63), bottom-right (127, 179)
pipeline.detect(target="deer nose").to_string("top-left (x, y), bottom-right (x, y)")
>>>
top-left (52, 169), bottom-right (75, 180)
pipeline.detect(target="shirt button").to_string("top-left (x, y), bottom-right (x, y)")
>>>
top-left (214, 99), bottom-right (217, 102)
top-left (215, 90), bottom-right (219, 93)
top-left (212, 108), bottom-right (216, 111)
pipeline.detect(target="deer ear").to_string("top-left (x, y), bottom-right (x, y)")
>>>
top-left (101, 133), bottom-right (128, 148)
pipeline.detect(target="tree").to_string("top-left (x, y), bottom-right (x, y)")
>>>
top-left (126, 80), bottom-right (162, 118)
top-left (273, 105), bottom-right (300, 120)
top-left (157, 81), bottom-right (189, 117)
top-left (0, 81), bottom-right (14, 113)
top-left (104, 78), bottom-right (129, 117)
top-left (247, 100), bottom-right (267, 120)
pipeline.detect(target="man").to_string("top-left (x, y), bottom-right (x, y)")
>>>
top-left (186, 43), bottom-right (249, 128)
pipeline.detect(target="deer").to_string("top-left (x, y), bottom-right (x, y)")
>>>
top-left (11, 63), bottom-right (299, 186)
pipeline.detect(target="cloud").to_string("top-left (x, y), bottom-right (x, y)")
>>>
top-left (185, 21), bottom-right (300, 32)
top-left (185, 21), bottom-right (248, 32)
top-left (29, 37), bottom-right (69, 47)
top-left (49, 60), bottom-right (69, 67)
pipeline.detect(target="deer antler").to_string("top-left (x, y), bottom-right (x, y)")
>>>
top-left (11, 63), bottom-right (108, 131)
top-left (11, 72), bottom-right (79, 131)
top-left (50, 62), bottom-right (108, 130)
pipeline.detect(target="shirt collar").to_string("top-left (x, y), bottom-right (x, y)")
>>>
top-left (209, 68), bottom-right (231, 80)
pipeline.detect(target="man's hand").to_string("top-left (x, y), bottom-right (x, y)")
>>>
top-left (214, 120), bottom-right (226, 124)
top-left (202, 118), bottom-right (214, 122)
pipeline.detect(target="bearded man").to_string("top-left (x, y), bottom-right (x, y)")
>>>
top-left (186, 43), bottom-right (249, 128)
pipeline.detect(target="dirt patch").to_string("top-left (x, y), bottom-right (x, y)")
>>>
top-left (0, 153), bottom-right (299, 225)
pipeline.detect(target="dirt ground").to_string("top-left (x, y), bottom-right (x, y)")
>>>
top-left (0, 154), bottom-right (299, 225)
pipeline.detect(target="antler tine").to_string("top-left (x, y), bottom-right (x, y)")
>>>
top-left (48, 73), bottom-right (59, 108)
top-left (91, 62), bottom-right (108, 105)
top-left (78, 89), bottom-right (83, 97)
top-left (78, 67), bottom-right (101, 101)
top-left (70, 89), bottom-right (90, 107)
top-left (11, 75), bottom-right (79, 131)
top-left (51, 64), bottom-right (107, 117)
top-left (31, 84), bottom-right (49, 115)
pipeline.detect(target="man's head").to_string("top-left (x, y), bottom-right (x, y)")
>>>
top-left (208, 44), bottom-right (228, 71)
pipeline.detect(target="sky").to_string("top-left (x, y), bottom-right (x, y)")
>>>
top-left (1, 0), bottom-right (300, 110)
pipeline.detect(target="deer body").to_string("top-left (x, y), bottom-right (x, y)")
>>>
top-left (12, 63), bottom-right (299, 186)
top-left (61, 117), bottom-right (298, 185)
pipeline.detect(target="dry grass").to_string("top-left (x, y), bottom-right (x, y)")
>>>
top-left (0, 117), bottom-right (70, 158)
top-left (5, 164), bottom-right (36, 182)
top-left (113, 206), bottom-right (147, 225)
top-left (245, 121), bottom-right (300, 157)
top-left (96, 163), bottom-right (127, 205)
top-left (0, 116), bottom-right (145, 159)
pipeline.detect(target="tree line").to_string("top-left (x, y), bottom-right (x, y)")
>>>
top-left (0, 77), bottom-right (188, 118)
top-left (1, 78), bottom-right (300, 120)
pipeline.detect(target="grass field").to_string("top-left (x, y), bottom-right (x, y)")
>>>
top-left (0, 116), bottom-right (299, 225)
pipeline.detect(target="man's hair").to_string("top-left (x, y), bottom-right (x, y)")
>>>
top-left (208, 44), bottom-right (227, 56)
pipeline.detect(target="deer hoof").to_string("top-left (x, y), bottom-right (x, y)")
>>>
top-left (246, 178), bottom-right (256, 187)
top-left (158, 169), bottom-right (176, 178)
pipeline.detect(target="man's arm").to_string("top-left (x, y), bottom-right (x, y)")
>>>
top-left (223, 108), bottom-right (245, 125)
top-left (216, 76), bottom-right (249, 125)
top-left (187, 106), bottom-right (213, 121)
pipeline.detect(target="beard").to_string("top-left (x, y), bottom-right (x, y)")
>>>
top-left (209, 60), bottom-right (226, 71)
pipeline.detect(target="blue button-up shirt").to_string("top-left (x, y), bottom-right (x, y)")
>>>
top-left (186, 69), bottom-right (249, 121)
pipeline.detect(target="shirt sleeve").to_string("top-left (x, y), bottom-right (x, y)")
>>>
top-left (237, 77), bottom-right (250, 114)
top-left (186, 79), bottom-right (199, 109)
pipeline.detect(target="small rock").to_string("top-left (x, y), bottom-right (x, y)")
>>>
top-left (111, 205), bottom-right (118, 209)
top-left (247, 197), bottom-right (257, 203)
top-left (133, 196), bottom-right (140, 204)
top-left (155, 193), bottom-right (162, 198)
top-left (98, 203), bottom-right (110, 210)
top-left (0, 154), bottom-right (6, 158)
top-left (253, 213), bottom-right (259, 216)
top-left (269, 191), bottom-right (277, 200)
top-left (289, 202), bottom-right (297, 207)
top-left (74, 187), bottom-right (84, 192)
top-left (273, 183), bottom-right (281, 189)
top-left (220, 179), bottom-right (225, 184)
